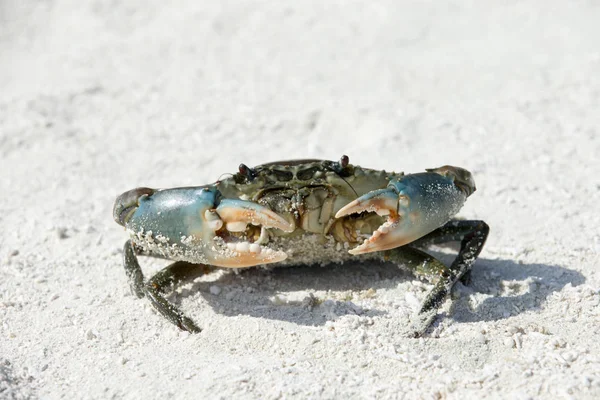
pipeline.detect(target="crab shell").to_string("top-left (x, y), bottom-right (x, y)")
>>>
top-left (113, 158), bottom-right (474, 268)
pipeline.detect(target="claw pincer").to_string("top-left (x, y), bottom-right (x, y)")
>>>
top-left (336, 166), bottom-right (474, 254)
top-left (113, 186), bottom-right (293, 268)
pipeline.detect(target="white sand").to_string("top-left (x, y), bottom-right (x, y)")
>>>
top-left (1, 1), bottom-right (599, 399)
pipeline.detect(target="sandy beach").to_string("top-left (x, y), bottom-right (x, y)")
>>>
top-left (1, 1), bottom-right (599, 398)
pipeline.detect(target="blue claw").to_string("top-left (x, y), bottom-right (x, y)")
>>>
top-left (117, 187), bottom-right (294, 268)
top-left (336, 167), bottom-right (473, 254)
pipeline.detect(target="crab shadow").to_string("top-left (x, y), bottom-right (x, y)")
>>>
top-left (176, 255), bottom-right (585, 327)
top-left (181, 261), bottom-right (403, 327)
top-left (448, 257), bottom-right (586, 323)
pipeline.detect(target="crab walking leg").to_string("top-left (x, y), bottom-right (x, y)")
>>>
top-left (380, 246), bottom-right (450, 281)
top-left (379, 247), bottom-right (451, 337)
top-left (411, 219), bottom-right (489, 248)
top-left (380, 220), bottom-right (489, 337)
top-left (144, 263), bottom-right (207, 333)
top-left (123, 240), bottom-right (145, 298)
top-left (411, 219), bottom-right (490, 286)
top-left (417, 220), bottom-right (488, 336)
top-left (122, 240), bottom-right (209, 333)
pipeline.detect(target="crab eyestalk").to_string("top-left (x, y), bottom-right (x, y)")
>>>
top-left (336, 166), bottom-right (471, 254)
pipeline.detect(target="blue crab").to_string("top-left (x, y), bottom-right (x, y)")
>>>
top-left (113, 156), bottom-right (488, 337)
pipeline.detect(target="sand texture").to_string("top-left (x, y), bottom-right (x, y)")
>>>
top-left (1, 1), bottom-right (599, 399)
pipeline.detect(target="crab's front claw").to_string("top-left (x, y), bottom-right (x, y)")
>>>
top-left (209, 199), bottom-right (295, 267)
top-left (335, 188), bottom-right (404, 254)
top-left (117, 187), bottom-right (295, 268)
top-left (336, 167), bottom-right (474, 254)
top-left (216, 199), bottom-right (294, 233)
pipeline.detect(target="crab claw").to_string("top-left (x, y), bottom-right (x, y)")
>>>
top-left (216, 199), bottom-right (294, 233)
top-left (117, 186), bottom-right (295, 268)
top-left (336, 168), bottom-right (472, 254)
top-left (335, 188), bottom-right (399, 219)
top-left (209, 199), bottom-right (295, 267)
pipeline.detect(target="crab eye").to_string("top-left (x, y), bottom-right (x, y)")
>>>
top-left (340, 155), bottom-right (349, 168)
top-left (238, 163), bottom-right (256, 181)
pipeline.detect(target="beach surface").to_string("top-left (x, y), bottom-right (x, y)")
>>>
top-left (1, 1), bottom-right (599, 398)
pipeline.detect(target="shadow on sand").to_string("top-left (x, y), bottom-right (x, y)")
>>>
top-left (176, 255), bottom-right (585, 328)
top-left (449, 257), bottom-right (585, 323)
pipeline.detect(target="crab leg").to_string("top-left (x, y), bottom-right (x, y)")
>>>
top-left (336, 167), bottom-right (473, 254)
top-left (381, 219), bottom-right (489, 337)
top-left (123, 239), bottom-right (146, 299)
top-left (144, 262), bottom-right (206, 333)
top-left (122, 240), bottom-right (209, 333)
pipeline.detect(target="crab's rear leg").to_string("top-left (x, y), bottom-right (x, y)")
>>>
top-left (412, 219), bottom-right (490, 286)
top-left (381, 219), bottom-right (489, 337)
top-left (122, 240), bottom-right (211, 333)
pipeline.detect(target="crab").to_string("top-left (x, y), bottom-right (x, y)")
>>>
top-left (113, 156), bottom-right (489, 337)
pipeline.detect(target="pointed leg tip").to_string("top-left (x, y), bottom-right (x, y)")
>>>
top-left (180, 317), bottom-right (202, 333)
